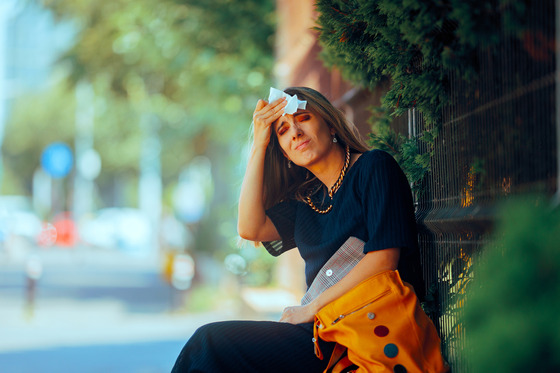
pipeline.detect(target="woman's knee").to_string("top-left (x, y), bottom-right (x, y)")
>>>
top-left (184, 322), bottom-right (221, 350)
top-left (172, 323), bottom-right (217, 372)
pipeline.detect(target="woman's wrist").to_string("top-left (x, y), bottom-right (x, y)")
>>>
top-left (307, 299), bottom-right (323, 315)
top-left (250, 143), bottom-right (268, 156)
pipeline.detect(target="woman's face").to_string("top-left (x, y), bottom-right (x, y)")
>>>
top-left (273, 108), bottom-right (335, 169)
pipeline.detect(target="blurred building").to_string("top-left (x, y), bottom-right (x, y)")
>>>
top-left (0, 0), bottom-right (73, 190)
top-left (274, 0), bottom-right (384, 137)
top-left (0, 1), bottom-right (76, 253)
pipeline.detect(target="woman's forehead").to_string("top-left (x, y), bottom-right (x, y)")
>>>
top-left (273, 110), bottom-right (304, 129)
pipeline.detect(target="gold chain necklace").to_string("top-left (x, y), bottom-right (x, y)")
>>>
top-left (305, 145), bottom-right (350, 214)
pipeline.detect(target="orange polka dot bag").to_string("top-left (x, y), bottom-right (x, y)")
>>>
top-left (313, 270), bottom-right (449, 373)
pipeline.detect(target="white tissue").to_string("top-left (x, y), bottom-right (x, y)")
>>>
top-left (268, 87), bottom-right (307, 115)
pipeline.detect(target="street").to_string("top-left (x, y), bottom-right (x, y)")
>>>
top-left (0, 248), bottom-right (241, 373)
top-left (0, 339), bottom-right (186, 373)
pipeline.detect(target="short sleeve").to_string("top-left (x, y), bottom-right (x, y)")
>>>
top-left (262, 199), bottom-right (297, 256)
top-left (361, 151), bottom-right (418, 254)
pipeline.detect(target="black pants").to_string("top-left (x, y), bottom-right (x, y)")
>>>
top-left (171, 320), bottom-right (336, 373)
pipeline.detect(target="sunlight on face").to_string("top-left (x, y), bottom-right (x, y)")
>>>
top-left (274, 109), bottom-right (334, 167)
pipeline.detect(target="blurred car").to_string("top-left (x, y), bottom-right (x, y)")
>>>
top-left (51, 212), bottom-right (78, 247)
top-left (3, 210), bottom-right (42, 240)
top-left (78, 208), bottom-right (153, 253)
top-left (0, 196), bottom-right (43, 254)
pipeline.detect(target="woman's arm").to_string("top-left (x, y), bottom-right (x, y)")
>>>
top-left (237, 98), bottom-right (286, 242)
top-left (279, 247), bottom-right (400, 324)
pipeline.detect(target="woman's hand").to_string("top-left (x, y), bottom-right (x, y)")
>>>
top-left (252, 98), bottom-right (287, 149)
top-left (279, 304), bottom-right (318, 325)
top-left (237, 98), bottom-right (286, 242)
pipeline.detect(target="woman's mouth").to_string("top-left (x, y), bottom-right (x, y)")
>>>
top-left (295, 140), bottom-right (310, 151)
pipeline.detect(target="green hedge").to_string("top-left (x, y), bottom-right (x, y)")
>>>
top-left (462, 196), bottom-right (560, 371)
top-left (315, 0), bottom-right (529, 188)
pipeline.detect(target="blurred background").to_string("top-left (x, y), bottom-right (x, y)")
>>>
top-left (1, 0), bottom-right (558, 372)
top-left (0, 0), bottom-right (284, 371)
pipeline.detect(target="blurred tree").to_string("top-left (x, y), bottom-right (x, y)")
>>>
top-left (44, 0), bottom-right (274, 136)
top-left (2, 78), bottom-right (76, 195)
top-left (462, 196), bottom-right (560, 372)
top-left (3, 0), bottom-right (276, 258)
top-left (43, 0), bottom-right (275, 179)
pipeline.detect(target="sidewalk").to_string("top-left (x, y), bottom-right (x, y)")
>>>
top-left (0, 246), bottom-right (277, 354)
top-left (0, 296), bottom-right (242, 353)
top-left (1, 303), bottom-right (243, 353)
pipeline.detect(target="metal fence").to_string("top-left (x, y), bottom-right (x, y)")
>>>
top-left (409, 2), bottom-right (557, 371)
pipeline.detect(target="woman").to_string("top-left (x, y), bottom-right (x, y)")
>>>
top-left (172, 87), bottom-right (447, 373)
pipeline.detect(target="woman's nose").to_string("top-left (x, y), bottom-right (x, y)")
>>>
top-left (290, 123), bottom-right (303, 138)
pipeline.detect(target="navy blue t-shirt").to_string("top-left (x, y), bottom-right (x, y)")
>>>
top-left (264, 150), bottom-right (425, 300)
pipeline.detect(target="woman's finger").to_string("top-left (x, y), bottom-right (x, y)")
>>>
top-left (258, 98), bottom-right (285, 114)
top-left (256, 99), bottom-right (286, 122)
top-left (279, 307), bottom-right (291, 323)
top-left (254, 97), bottom-right (283, 117)
top-left (254, 99), bottom-right (267, 112)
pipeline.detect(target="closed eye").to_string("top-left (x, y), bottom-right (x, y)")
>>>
top-left (296, 114), bottom-right (310, 122)
top-left (277, 123), bottom-right (288, 136)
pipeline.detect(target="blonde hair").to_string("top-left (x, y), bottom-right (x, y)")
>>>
top-left (262, 87), bottom-right (370, 209)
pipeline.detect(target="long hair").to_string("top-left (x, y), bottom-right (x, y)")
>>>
top-left (262, 87), bottom-right (370, 209)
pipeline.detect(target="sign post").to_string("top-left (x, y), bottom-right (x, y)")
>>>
top-left (40, 142), bottom-right (73, 179)
top-left (39, 142), bottom-right (73, 220)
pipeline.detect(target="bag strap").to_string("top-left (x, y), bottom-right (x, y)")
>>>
top-left (301, 237), bottom-right (365, 305)
top-left (314, 320), bottom-right (357, 373)
top-left (325, 343), bottom-right (349, 373)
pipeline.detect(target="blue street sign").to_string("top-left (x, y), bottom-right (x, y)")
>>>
top-left (41, 142), bottom-right (73, 178)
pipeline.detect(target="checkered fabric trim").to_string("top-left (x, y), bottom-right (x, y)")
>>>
top-left (301, 237), bottom-right (365, 306)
